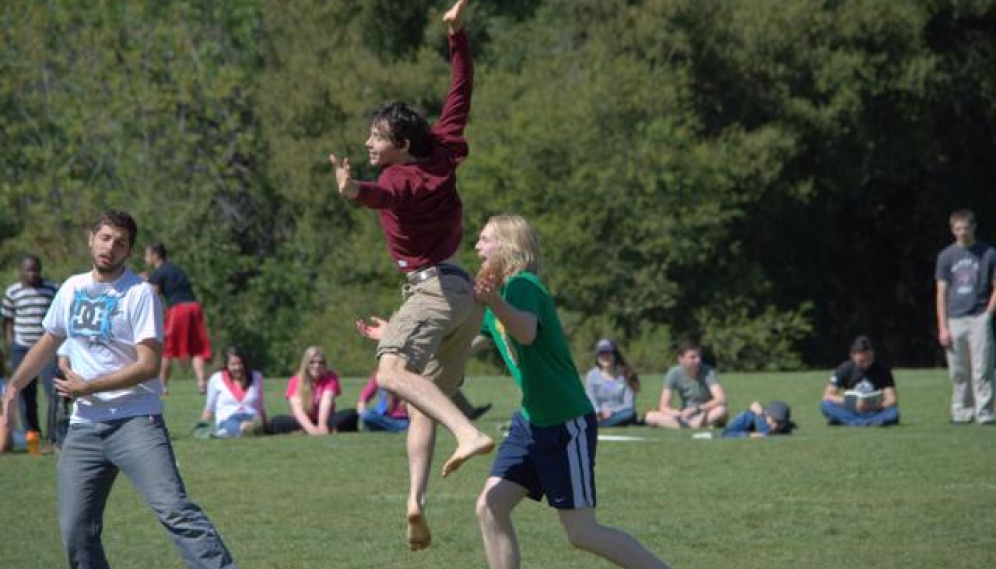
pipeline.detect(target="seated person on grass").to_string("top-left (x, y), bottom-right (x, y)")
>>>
top-left (722, 400), bottom-right (796, 438)
top-left (201, 346), bottom-right (268, 437)
top-left (644, 339), bottom-right (728, 429)
top-left (584, 338), bottom-right (640, 427)
top-left (268, 345), bottom-right (358, 434)
top-left (821, 335), bottom-right (900, 427)
top-left (358, 372), bottom-right (410, 433)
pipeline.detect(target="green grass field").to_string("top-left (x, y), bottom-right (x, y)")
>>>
top-left (3, 369), bottom-right (995, 568)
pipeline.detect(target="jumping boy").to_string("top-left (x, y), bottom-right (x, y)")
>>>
top-left (472, 215), bottom-right (674, 569)
top-left (328, 0), bottom-right (493, 551)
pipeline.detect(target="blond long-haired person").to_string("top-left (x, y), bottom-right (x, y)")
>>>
top-left (472, 215), bottom-right (674, 569)
top-left (268, 346), bottom-right (357, 435)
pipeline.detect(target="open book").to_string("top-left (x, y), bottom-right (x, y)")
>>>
top-left (844, 389), bottom-right (882, 411)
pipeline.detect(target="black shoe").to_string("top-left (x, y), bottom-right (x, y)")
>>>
top-left (468, 403), bottom-right (492, 420)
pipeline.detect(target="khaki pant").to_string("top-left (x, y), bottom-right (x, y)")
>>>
top-left (377, 268), bottom-right (483, 396)
top-left (945, 312), bottom-right (995, 423)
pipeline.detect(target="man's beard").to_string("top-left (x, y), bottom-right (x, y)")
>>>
top-left (94, 258), bottom-right (125, 276)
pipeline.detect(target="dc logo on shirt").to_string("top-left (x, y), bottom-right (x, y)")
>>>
top-left (69, 290), bottom-right (121, 341)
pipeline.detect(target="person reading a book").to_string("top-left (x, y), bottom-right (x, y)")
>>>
top-left (821, 335), bottom-right (900, 427)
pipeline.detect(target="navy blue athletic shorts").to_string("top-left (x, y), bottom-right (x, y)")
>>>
top-left (490, 411), bottom-right (598, 509)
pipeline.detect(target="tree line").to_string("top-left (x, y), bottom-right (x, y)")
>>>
top-left (2, 0), bottom-right (994, 375)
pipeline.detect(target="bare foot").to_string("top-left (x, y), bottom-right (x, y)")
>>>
top-left (197, 380), bottom-right (206, 395)
top-left (407, 511), bottom-right (432, 551)
top-left (441, 432), bottom-right (494, 477)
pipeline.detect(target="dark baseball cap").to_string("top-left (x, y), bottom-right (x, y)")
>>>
top-left (765, 400), bottom-right (791, 423)
top-left (595, 338), bottom-right (617, 353)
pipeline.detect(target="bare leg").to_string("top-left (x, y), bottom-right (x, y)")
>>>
top-left (703, 406), bottom-right (728, 428)
top-left (376, 355), bottom-right (493, 477)
top-left (406, 409), bottom-right (436, 550)
top-left (476, 477), bottom-right (529, 569)
top-left (160, 357), bottom-right (172, 395)
top-left (558, 508), bottom-right (674, 569)
top-left (192, 356), bottom-right (207, 394)
top-left (643, 411), bottom-right (684, 429)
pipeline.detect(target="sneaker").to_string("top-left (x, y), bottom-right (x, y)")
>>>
top-left (468, 403), bottom-right (492, 420)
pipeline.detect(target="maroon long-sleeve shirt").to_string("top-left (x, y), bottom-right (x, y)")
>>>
top-left (353, 29), bottom-right (473, 272)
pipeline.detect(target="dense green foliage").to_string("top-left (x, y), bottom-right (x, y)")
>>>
top-left (4, 370), bottom-right (995, 568)
top-left (2, 0), bottom-right (994, 374)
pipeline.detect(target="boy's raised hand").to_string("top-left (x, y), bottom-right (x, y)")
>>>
top-left (329, 153), bottom-right (358, 199)
top-left (442, 0), bottom-right (468, 33)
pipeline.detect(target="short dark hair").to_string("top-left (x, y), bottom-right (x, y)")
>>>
top-left (676, 338), bottom-right (701, 356)
top-left (849, 335), bottom-right (874, 354)
top-left (92, 210), bottom-right (138, 248)
top-left (371, 101), bottom-right (431, 158)
top-left (147, 243), bottom-right (168, 261)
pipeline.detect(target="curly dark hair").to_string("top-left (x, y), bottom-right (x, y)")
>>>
top-left (370, 101), bottom-right (431, 158)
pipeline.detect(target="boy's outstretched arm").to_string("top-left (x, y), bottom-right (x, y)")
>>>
top-left (434, 0), bottom-right (473, 151)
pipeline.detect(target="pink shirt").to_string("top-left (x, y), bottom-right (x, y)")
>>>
top-left (358, 375), bottom-right (408, 419)
top-left (285, 372), bottom-right (341, 422)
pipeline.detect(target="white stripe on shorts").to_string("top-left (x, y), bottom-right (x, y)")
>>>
top-left (565, 416), bottom-right (594, 507)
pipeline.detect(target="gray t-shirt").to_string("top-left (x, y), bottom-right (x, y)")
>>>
top-left (663, 364), bottom-right (719, 408)
top-left (935, 242), bottom-right (996, 318)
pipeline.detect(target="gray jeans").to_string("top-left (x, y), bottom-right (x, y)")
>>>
top-left (58, 415), bottom-right (236, 569)
top-left (945, 312), bottom-right (995, 423)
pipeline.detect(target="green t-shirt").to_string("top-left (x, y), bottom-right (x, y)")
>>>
top-left (481, 271), bottom-right (593, 427)
top-left (663, 364), bottom-right (719, 408)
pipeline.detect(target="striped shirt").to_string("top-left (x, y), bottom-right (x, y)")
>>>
top-left (2, 279), bottom-right (59, 346)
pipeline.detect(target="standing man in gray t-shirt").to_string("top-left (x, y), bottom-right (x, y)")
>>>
top-left (935, 209), bottom-right (996, 424)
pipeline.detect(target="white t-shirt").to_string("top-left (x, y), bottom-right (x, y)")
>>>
top-left (44, 269), bottom-right (164, 423)
top-left (204, 370), bottom-right (265, 425)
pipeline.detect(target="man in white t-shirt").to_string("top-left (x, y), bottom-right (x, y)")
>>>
top-left (0, 210), bottom-right (235, 569)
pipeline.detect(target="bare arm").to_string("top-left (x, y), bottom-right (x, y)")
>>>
top-left (55, 339), bottom-right (162, 398)
top-left (289, 395), bottom-right (321, 435)
top-left (822, 383), bottom-right (844, 405)
top-left (657, 387), bottom-right (678, 413)
top-left (936, 280), bottom-right (950, 347)
top-left (474, 277), bottom-right (537, 345)
top-left (881, 386), bottom-right (898, 409)
top-left (3, 319), bottom-right (12, 348)
top-left (3, 333), bottom-right (63, 428)
top-left (315, 390), bottom-right (335, 435)
top-left (702, 383), bottom-right (726, 411)
top-left (988, 276), bottom-right (996, 314)
top-left (6, 333), bottom-right (63, 391)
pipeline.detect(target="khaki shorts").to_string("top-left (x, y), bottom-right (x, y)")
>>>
top-left (377, 268), bottom-right (484, 396)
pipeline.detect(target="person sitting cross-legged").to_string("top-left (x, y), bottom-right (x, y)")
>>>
top-left (644, 339), bottom-right (728, 429)
top-left (821, 335), bottom-right (900, 427)
top-left (357, 372), bottom-right (410, 433)
top-left (268, 346), bottom-right (358, 435)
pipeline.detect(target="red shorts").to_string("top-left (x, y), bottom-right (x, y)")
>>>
top-left (163, 302), bottom-right (212, 360)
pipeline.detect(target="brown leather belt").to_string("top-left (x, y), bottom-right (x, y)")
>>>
top-left (406, 264), bottom-right (471, 285)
